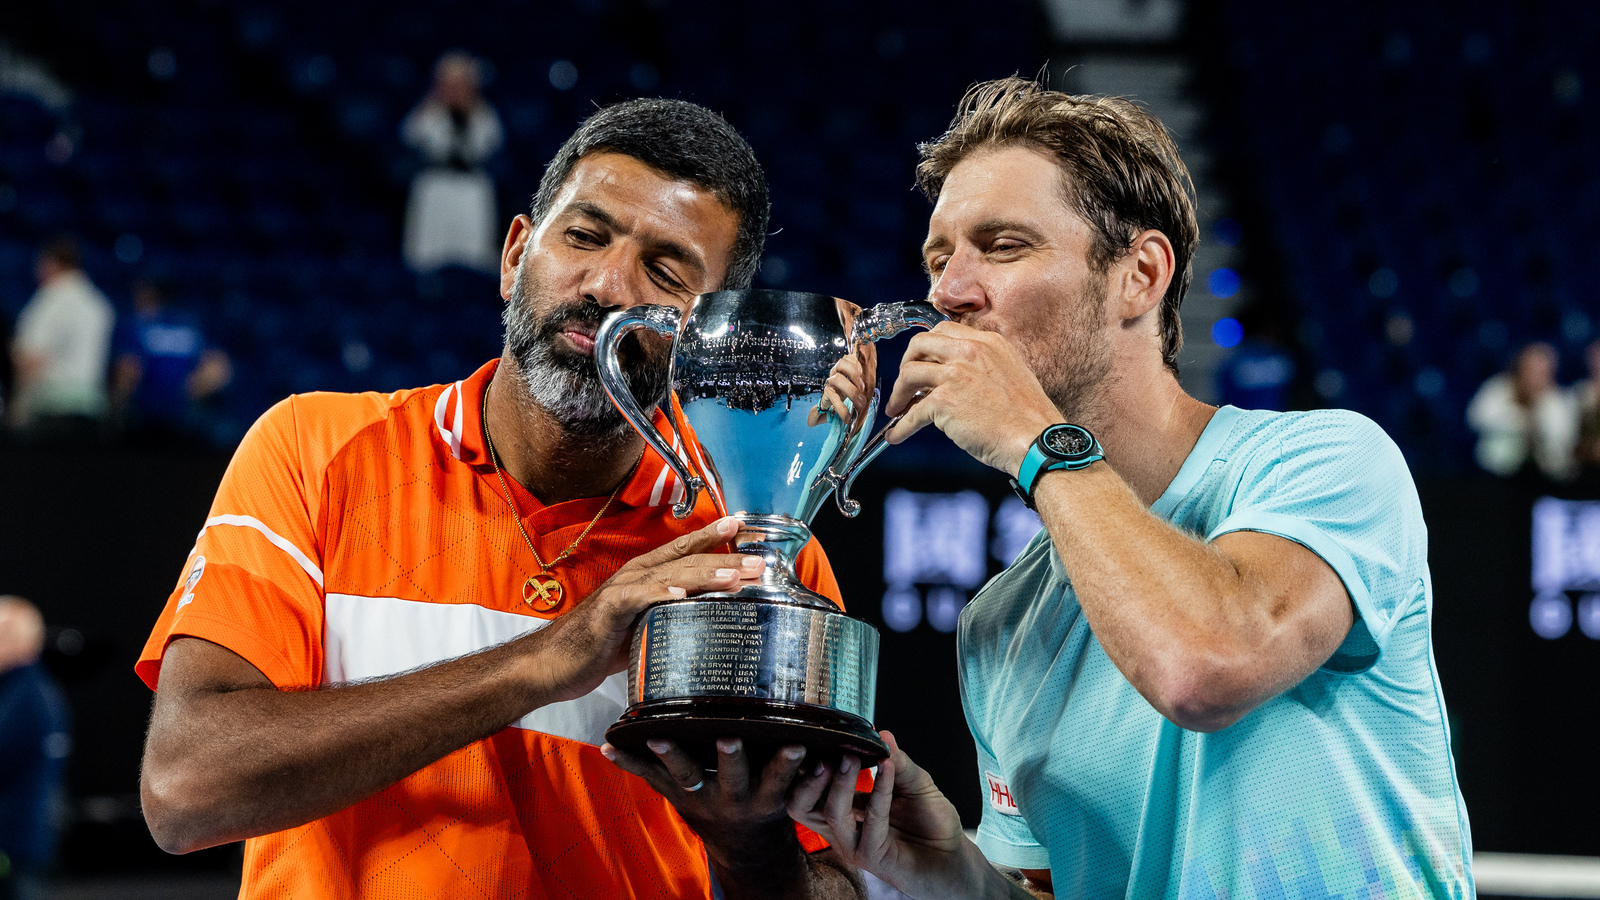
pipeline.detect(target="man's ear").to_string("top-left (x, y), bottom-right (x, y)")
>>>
top-left (500, 215), bottom-right (535, 301)
top-left (1115, 229), bottom-right (1175, 322)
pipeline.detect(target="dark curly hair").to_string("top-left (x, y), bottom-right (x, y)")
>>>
top-left (531, 98), bottom-right (769, 290)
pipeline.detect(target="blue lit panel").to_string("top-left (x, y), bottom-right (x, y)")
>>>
top-left (1529, 497), bottom-right (1600, 640)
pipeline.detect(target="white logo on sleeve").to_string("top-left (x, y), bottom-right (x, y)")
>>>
top-left (178, 556), bottom-right (206, 611)
top-left (985, 771), bottom-right (1021, 816)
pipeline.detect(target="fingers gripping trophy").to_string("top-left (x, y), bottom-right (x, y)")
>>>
top-left (596, 290), bottom-right (943, 765)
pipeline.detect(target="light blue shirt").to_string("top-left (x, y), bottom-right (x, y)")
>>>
top-left (959, 407), bottom-right (1472, 899)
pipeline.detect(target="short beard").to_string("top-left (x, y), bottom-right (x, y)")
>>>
top-left (1037, 270), bottom-right (1114, 420)
top-left (961, 268), bottom-right (1114, 422)
top-left (502, 261), bottom-right (672, 439)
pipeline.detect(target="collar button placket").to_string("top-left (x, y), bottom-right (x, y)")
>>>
top-left (481, 387), bottom-right (638, 613)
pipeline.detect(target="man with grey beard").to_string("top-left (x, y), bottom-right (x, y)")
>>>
top-left (136, 98), bottom-right (864, 900)
top-left (501, 249), bottom-right (670, 437)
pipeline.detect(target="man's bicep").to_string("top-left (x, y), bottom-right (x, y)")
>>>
top-left (1212, 411), bottom-right (1425, 672)
top-left (1211, 529), bottom-right (1355, 681)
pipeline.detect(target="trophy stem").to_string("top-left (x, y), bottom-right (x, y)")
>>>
top-left (728, 514), bottom-right (834, 610)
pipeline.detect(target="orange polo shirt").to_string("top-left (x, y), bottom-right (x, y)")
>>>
top-left (137, 359), bottom-right (843, 900)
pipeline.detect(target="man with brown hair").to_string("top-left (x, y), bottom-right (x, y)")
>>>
top-left (789, 78), bottom-right (1472, 899)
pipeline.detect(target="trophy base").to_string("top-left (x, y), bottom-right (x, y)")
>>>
top-left (606, 697), bottom-right (888, 768)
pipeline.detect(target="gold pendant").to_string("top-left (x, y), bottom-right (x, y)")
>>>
top-left (522, 574), bottom-right (563, 612)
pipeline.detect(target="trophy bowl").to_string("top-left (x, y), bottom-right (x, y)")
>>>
top-left (596, 289), bottom-right (943, 766)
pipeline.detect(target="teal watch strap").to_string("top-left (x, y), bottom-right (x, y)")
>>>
top-left (1015, 444), bottom-right (1054, 498)
top-left (1009, 424), bottom-right (1103, 509)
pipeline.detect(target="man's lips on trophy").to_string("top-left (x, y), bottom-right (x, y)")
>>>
top-left (540, 304), bottom-right (604, 359)
top-left (561, 322), bottom-right (598, 354)
top-left (545, 312), bottom-right (653, 372)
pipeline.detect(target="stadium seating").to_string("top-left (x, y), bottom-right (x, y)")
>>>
top-left (0, 0), bottom-right (1044, 447)
top-left (1211, 0), bottom-right (1600, 470)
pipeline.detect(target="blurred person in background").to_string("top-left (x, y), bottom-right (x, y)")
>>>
top-left (6, 236), bottom-right (115, 442)
top-left (789, 78), bottom-right (1471, 900)
top-left (0, 314), bottom-right (11, 425)
top-left (0, 596), bottom-right (72, 900)
top-left (401, 50), bottom-right (505, 274)
top-left (110, 278), bottom-right (232, 448)
top-left (137, 98), bottom-right (864, 900)
top-left (1466, 341), bottom-right (1576, 480)
top-left (1570, 340), bottom-right (1600, 480)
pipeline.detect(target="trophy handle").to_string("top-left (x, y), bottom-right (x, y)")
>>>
top-left (596, 304), bottom-right (703, 519)
top-left (824, 301), bottom-right (949, 517)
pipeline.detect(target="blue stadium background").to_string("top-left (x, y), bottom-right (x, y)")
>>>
top-left (4, 0), bottom-right (1600, 892)
top-left (1, 0), bottom-right (1044, 455)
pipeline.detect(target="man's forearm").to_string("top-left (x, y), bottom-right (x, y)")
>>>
top-left (144, 519), bottom-right (751, 853)
top-left (142, 632), bottom-right (562, 853)
top-left (1031, 463), bottom-right (1350, 730)
top-left (709, 831), bottom-right (863, 900)
top-left (1034, 465), bottom-right (1241, 649)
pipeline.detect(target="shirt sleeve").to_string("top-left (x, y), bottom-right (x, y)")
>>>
top-left (1207, 410), bottom-right (1428, 673)
top-left (970, 728), bottom-right (1049, 869)
top-left (955, 603), bottom-right (1049, 870)
top-left (136, 397), bottom-right (327, 690)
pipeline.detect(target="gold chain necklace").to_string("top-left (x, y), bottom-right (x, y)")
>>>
top-left (481, 387), bottom-right (638, 612)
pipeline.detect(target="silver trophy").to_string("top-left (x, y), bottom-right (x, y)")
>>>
top-left (596, 289), bottom-right (944, 763)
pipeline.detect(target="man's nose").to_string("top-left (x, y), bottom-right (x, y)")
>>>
top-left (930, 249), bottom-right (987, 318)
top-left (580, 247), bottom-right (645, 309)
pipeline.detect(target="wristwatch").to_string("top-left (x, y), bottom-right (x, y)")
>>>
top-left (1009, 423), bottom-right (1103, 510)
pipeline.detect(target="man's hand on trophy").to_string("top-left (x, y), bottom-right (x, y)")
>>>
top-left (810, 344), bottom-right (877, 430)
top-left (602, 736), bottom-right (811, 865)
top-left (787, 731), bottom-right (988, 900)
top-left (883, 322), bottom-right (1061, 477)
top-left (525, 517), bottom-right (764, 705)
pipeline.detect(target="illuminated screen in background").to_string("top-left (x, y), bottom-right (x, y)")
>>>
top-left (880, 489), bottom-right (1043, 633)
top-left (1530, 496), bottom-right (1600, 640)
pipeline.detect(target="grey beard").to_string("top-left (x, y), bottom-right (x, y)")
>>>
top-left (516, 337), bottom-right (633, 438)
top-left (502, 266), bottom-right (671, 438)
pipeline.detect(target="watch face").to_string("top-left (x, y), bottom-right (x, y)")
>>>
top-left (1042, 425), bottom-right (1093, 458)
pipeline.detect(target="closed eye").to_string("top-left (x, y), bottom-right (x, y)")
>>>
top-left (567, 227), bottom-right (604, 247)
top-left (649, 264), bottom-right (686, 292)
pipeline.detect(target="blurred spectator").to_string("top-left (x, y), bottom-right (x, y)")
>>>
top-left (1466, 342), bottom-right (1577, 480)
top-left (400, 51), bottom-right (504, 274)
top-left (1573, 340), bottom-right (1600, 478)
top-left (0, 313), bottom-right (11, 426)
top-left (111, 279), bottom-right (232, 448)
top-left (1215, 305), bottom-right (1297, 411)
top-left (6, 236), bottom-right (115, 442)
top-left (0, 596), bottom-right (71, 900)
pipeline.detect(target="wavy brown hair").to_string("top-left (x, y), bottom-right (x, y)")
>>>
top-left (917, 77), bottom-right (1199, 374)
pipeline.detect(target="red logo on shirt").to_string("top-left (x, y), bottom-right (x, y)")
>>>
top-left (985, 771), bottom-right (1021, 816)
